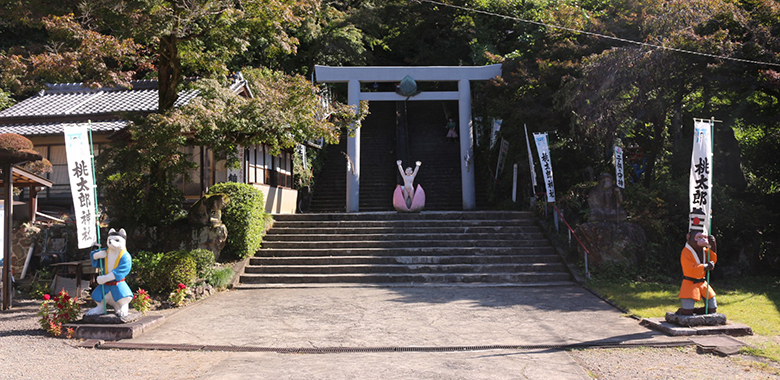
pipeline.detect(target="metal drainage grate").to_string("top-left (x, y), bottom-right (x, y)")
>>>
top-left (95, 340), bottom-right (691, 354)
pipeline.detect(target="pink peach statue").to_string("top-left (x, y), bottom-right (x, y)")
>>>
top-left (394, 160), bottom-right (425, 212)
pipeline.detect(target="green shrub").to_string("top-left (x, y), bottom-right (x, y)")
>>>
top-left (204, 266), bottom-right (235, 289)
top-left (190, 248), bottom-right (216, 277)
top-left (131, 250), bottom-right (196, 295)
top-left (207, 182), bottom-right (270, 260)
top-left (158, 250), bottom-right (197, 294)
top-left (128, 250), bottom-right (165, 293)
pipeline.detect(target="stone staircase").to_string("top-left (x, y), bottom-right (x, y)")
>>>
top-left (308, 101), bottom-right (463, 213)
top-left (237, 211), bottom-right (574, 287)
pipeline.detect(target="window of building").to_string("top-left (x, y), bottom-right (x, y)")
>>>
top-left (244, 145), bottom-right (293, 189)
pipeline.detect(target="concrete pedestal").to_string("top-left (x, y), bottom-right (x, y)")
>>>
top-left (65, 314), bottom-right (164, 341)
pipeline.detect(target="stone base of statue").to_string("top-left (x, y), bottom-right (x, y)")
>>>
top-left (665, 311), bottom-right (727, 327)
top-left (575, 222), bottom-right (646, 267)
top-left (66, 312), bottom-right (165, 341)
top-left (640, 315), bottom-right (753, 337)
top-left (80, 310), bottom-right (143, 324)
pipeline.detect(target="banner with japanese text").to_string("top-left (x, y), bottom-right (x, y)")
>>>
top-left (227, 146), bottom-right (245, 183)
top-left (614, 146), bottom-right (625, 189)
top-left (495, 138), bottom-right (509, 179)
top-left (690, 120), bottom-right (713, 233)
top-left (533, 132), bottom-right (556, 203)
top-left (490, 119), bottom-right (502, 149)
top-left (64, 126), bottom-right (97, 249)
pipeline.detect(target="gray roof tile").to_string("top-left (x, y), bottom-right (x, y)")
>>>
top-left (0, 81), bottom-right (199, 119)
top-left (0, 120), bottom-right (128, 136)
top-left (0, 77), bottom-right (248, 136)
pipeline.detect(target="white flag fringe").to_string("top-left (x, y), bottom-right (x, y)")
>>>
top-left (533, 132), bottom-right (556, 203)
top-left (64, 126), bottom-right (97, 249)
top-left (689, 120), bottom-right (713, 233)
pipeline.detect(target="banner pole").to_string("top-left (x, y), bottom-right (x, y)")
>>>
top-left (704, 117), bottom-right (715, 314)
top-left (88, 122), bottom-right (106, 314)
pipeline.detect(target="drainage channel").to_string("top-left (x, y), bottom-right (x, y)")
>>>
top-left (82, 340), bottom-right (693, 354)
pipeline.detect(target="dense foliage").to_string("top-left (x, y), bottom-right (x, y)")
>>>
top-left (131, 250), bottom-right (197, 295)
top-left (2, 0), bottom-right (779, 276)
top-left (207, 182), bottom-right (270, 260)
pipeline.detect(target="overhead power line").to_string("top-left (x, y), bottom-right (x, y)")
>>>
top-left (417, 0), bottom-right (780, 68)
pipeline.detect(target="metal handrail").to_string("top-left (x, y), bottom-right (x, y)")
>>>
top-left (550, 203), bottom-right (591, 279)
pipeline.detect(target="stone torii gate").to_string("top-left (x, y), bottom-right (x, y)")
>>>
top-left (314, 65), bottom-right (502, 212)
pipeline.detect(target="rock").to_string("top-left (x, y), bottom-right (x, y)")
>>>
top-left (587, 173), bottom-right (627, 222)
top-left (665, 312), bottom-right (727, 327)
top-left (79, 310), bottom-right (143, 324)
top-left (575, 222), bottom-right (646, 267)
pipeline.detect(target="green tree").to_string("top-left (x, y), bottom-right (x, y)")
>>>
top-left (77, 0), bottom-right (317, 111)
top-left (0, 14), bottom-right (142, 97)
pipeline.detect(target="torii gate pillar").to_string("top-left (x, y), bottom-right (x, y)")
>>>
top-left (458, 79), bottom-right (475, 210)
top-left (315, 65), bottom-right (502, 212)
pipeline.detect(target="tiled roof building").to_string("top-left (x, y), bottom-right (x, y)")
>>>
top-left (0, 80), bottom-right (200, 135)
top-left (0, 74), bottom-right (298, 214)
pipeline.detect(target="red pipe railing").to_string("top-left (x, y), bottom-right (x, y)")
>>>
top-left (550, 203), bottom-right (591, 280)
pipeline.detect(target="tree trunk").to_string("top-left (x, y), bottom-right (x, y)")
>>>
top-left (158, 34), bottom-right (182, 112)
top-left (671, 90), bottom-right (686, 178)
top-left (642, 111), bottom-right (666, 186)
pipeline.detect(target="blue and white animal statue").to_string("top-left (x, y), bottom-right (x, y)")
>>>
top-left (85, 228), bottom-right (133, 317)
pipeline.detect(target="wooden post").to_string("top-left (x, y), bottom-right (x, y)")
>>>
top-left (2, 163), bottom-right (13, 310)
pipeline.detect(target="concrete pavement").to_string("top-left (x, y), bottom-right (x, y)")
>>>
top-left (113, 284), bottom-right (690, 379)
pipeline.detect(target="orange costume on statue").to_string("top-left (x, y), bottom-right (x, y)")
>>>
top-left (678, 243), bottom-right (717, 301)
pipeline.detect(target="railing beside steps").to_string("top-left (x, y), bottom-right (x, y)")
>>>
top-left (539, 201), bottom-right (592, 280)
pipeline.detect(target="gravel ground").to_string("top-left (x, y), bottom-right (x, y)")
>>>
top-left (0, 299), bottom-right (228, 380)
top-left (570, 344), bottom-right (780, 380)
top-left (2, 297), bottom-right (780, 380)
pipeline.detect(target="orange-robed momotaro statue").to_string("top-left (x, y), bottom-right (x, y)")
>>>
top-left (676, 221), bottom-right (719, 316)
top-left (679, 239), bottom-right (717, 301)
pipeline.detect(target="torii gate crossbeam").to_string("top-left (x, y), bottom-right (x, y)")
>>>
top-left (314, 65), bottom-right (502, 212)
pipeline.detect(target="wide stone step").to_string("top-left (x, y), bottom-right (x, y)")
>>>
top-left (261, 239), bottom-right (551, 249)
top-left (245, 263), bottom-right (567, 275)
top-left (256, 246), bottom-right (556, 257)
top-left (271, 211), bottom-right (534, 222)
top-left (266, 226), bottom-right (540, 235)
top-left (269, 219), bottom-right (536, 228)
top-left (242, 208), bottom-right (572, 286)
top-left (249, 254), bottom-right (562, 266)
top-left (263, 232), bottom-right (545, 242)
top-left (239, 272), bottom-right (573, 284)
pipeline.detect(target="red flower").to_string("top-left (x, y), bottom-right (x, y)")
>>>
top-left (178, 283), bottom-right (187, 290)
top-left (43, 294), bottom-right (51, 301)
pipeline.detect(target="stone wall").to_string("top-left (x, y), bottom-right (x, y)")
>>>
top-left (127, 222), bottom-right (227, 260)
top-left (9, 223), bottom-right (41, 277)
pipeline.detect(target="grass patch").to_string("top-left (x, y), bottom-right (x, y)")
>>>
top-left (589, 276), bottom-right (780, 362)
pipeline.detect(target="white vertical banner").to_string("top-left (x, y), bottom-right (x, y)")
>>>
top-left (533, 132), bottom-right (556, 203)
top-left (490, 119), bottom-right (502, 149)
top-left (474, 116), bottom-right (482, 147)
top-left (614, 146), bottom-right (625, 189)
top-left (495, 138), bottom-right (509, 178)
top-left (64, 126), bottom-right (97, 249)
top-left (524, 125), bottom-right (537, 189)
top-left (690, 119), bottom-right (713, 232)
top-left (227, 146), bottom-right (245, 183)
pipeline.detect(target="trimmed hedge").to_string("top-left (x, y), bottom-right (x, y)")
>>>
top-left (207, 182), bottom-right (269, 260)
top-left (130, 250), bottom-right (197, 295)
top-left (190, 248), bottom-right (216, 277)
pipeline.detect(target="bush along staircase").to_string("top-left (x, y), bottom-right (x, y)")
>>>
top-left (238, 211), bottom-right (574, 287)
